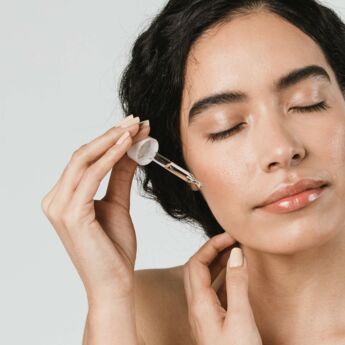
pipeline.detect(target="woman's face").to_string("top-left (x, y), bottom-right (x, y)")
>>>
top-left (180, 10), bottom-right (345, 254)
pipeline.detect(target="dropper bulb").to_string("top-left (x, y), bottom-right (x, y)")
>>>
top-left (126, 136), bottom-right (159, 166)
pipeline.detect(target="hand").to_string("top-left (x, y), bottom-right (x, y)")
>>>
top-left (41, 115), bottom-right (150, 304)
top-left (183, 232), bottom-right (262, 345)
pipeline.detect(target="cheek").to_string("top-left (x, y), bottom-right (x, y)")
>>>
top-left (327, 117), bottom-right (345, 191)
top-left (189, 146), bottom-right (243, 190)
top-left (310, 97), bottom-right (345, 169)
top-left (187, 144), bottom-right (252, 223)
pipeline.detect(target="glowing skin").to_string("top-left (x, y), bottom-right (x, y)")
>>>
top-left (180, 10), bottom-right (345, 345)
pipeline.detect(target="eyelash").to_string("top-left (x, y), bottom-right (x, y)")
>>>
top-left (206, 101), bottom-right (330, 143)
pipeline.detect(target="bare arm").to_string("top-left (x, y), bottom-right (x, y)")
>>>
top-left (40, 118), bottom-right (151, 345)
top-left (81, 295), bottom-right (145, 345)
top-left (82, 312), bottom-right (89, 345)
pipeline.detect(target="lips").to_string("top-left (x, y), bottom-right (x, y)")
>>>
top-left (255, 179), bottom-right (329, 209)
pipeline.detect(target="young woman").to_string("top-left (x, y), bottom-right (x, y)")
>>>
top-left (41, 1), bottom-right (345, 344)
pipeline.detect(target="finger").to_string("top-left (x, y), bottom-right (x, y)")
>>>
top-left (183, 262), bottom-right (192, 306)
top-left (216, 273), bottom-right (228, 309)
top-left (50, 117), bottom-right (141, 213)
top-left (209, 244), bottom-right (234, 282)
top-left (183, 265), bottom-right (205, 345)
top-left (187, 233), bottom-right (237, 336)
top-left (68, 131), bottom-right (133, 220)
top-left (103, 123), bottom-right (151, 208)
top-left (210, 242), bottom-right (240, 290)
top-left (41, 179), bottom-right (61, 214)
top-left (225, 248), bottom-right (255, 326)
top-left (211, 265), bottom-right (227, 292)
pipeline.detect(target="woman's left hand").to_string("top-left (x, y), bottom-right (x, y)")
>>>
top-left (183, 232), bottom-right (263, 345)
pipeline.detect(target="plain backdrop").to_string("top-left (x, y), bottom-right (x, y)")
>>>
top-left (1, 0), bottom-right (345, 344)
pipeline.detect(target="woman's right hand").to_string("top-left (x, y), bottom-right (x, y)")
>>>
top-left (183, 232), bottom-right (262, 345)
top-left (41, 115), bottom-right (150, 304)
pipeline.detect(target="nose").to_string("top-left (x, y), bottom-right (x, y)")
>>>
top-left (257, 118), bottom-right (306, 173)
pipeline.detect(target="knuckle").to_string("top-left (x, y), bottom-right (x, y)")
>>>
top-left (210, 235), bottom-right (221, 248)
top-left (46, 204), bottom-right (62, 222)
top-left (71, 144), bottom-right (87, 161)
top-left (41, 195), bottom-right (50, 214)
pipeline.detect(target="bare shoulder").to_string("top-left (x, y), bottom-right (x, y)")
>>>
top-left (134, 265), bottom-right (195, 345)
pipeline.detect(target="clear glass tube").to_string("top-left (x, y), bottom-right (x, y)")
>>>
top-left (152, 153), bottom-right (202, 189)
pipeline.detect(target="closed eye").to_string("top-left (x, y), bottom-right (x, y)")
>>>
top-left (291, 100), bottom-right (330, 113)
top-left (206, 101), bottom-right (330, 143)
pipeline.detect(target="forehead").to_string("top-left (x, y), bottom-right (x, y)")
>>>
top-left (181, 10), bottom-right (329, 113)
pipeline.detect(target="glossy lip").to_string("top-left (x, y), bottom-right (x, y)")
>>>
top-left (255, 178), bottom-right (330, 209)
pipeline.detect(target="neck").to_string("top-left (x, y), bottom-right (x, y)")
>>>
top-left (243, 228), bottom-right (345, 345)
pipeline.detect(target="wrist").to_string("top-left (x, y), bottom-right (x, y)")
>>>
top-left (87, 288), bottom-right (135, 310)
top-left (87, 297), bottom-right (140, 345)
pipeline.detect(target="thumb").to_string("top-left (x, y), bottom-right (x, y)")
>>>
top-left (102, 145), bottom-right (138, 208)
top-left (224, 247), bottom-right (253, 325)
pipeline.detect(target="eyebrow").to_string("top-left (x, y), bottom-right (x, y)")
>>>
top-left (188, 65), bottom-right (331, 125)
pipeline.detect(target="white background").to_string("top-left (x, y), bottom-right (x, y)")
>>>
top-left (1, 0), bottom-right (344, 344)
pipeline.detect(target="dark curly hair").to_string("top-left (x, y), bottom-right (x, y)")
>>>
top-left (118, 0), bottom-right (345, 239)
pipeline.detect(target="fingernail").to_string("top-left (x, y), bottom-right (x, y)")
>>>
top-left (116, 131), bottom-right (130, 145)
top-left (138, 119), bottom-right (150, 129)
top-left (119, 116), bottom-right (140, 128)
top-left (229, 247), bottom-right (243, 268)
top-left (123, 119), bottom-right (149, 130)
top-left (115, 115), bottom-right (133, 127)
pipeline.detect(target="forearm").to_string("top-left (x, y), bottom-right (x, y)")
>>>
top-left (83, 296), bottom-right (143, 345)
top-left (82, 311), bottom-right (90, 345)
